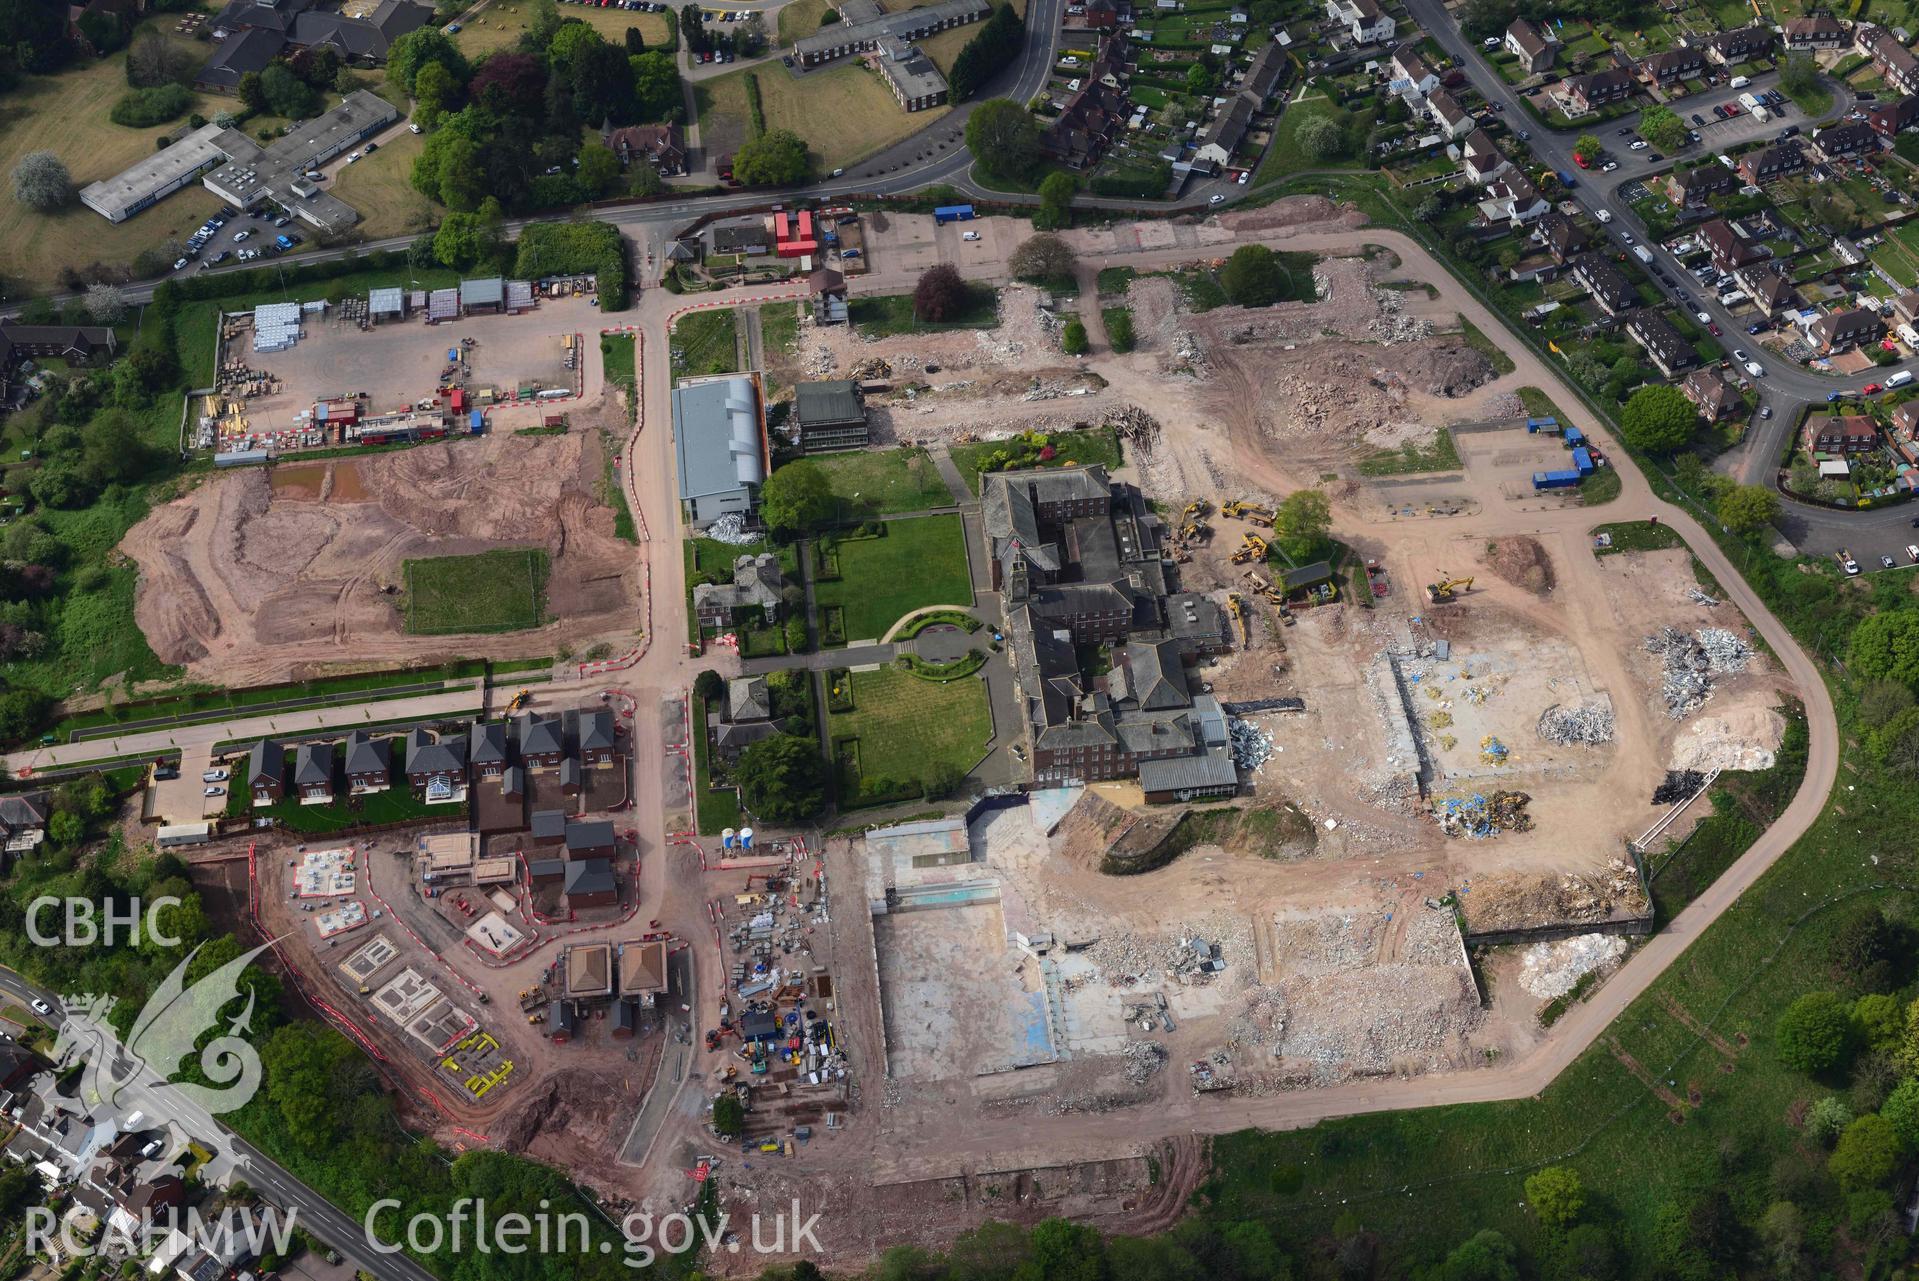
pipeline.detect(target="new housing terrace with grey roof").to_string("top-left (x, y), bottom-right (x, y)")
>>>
top-left (672, 376), bottom-right (765, 528)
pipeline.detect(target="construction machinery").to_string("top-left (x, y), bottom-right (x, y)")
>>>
top-left (506, 689), bottom-right (532, 714)
top-left (1177, 519), bottom-right (1210, 544)
top-left (1181, 499), bottom-right (1211, 522)
top-left (1427, 574), bottom-right (1475, 604)
top-left (1223, 499), bottom-right (1277, 528)
top-left (1241, 570), bottom-right (1284, 607)
top-left (1227, 593), bottom-right (1252, 647)
top-left (1230, 531), bottom-right (1268, 564)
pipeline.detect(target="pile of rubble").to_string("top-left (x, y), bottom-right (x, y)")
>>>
top-left (704, 512), bottom-right (756, 545)
top-left (1435, 790), bottom-right (1533, 839)
top-left (1466, 859), bottom-right (1647, 929)
top-left (1082, 918), bottom-right (1245, 988)
top-left (1517, 933), bottom-right (1628, 1000)
top-left (1644, 626), bottom-right (1755, 718)
top-left (1121, 1040), bottom-right (1168, 1085)
top-left (1366, 283), bottom-right (1433, 345)
top-left (1105, 404), bottom-right (1162, 449)
top-left (1537, 699), bottom-right (1616, 746)
top-left (1230, 718), bottom-right (1276, 771)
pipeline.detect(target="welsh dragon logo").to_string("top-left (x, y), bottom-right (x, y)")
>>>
top-left (51, 940), bottom-right (278, 1122)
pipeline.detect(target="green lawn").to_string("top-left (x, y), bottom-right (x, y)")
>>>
top-left (848, 287), bottom-right (999, 337)
top-left (806, 447), bottom-right (956, 516)
top-left (226, 739), bottom-right (451, 832)
top-left (692, 692), bottom-right (743, 835)
top-left (759, 301), bottom-right (801, 396)
top-left (1356, 429), bottom-right (1461, 476)
top-left (601, 333), bottom-right (637, 423)
top-left (949, 427), bottom-right (1124, 494)
top-left (1254, 94), bottom-right (1362, 188)
top-left (826, 664), bottom-right (991, 807)
top-left (402, 549), bottom-right (549, 635)
top-left (669, 308), bottom-right (740, 379)
top-left (811, 515), bottom-right (973, 641)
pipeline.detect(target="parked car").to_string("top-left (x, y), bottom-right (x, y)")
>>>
top-left (29, 999), bottom-right (49, 1016)
top-left (1907, 544), bottom-right (1919, 562)
top-left (1708, 321), bottom-right (1722, 336)
top-left (1865, 381), bottom-right (1885, 394)
top-left (204, 786), bottom-right (225, 797)
top-left (1595, 208), bottom-right (1612, 223)
top-left (1840, 549), bottom-right (1861, 575)
top-left (203, 769), bottom-right (229, 783)
top-left (1760, 404), bottom-right (1773, 419)
top-left (1732, 348), bottom-right (1749, 361)
top-left (1208, 193), bottom-right (1226, 204)
top-left (409, 122), bottom-right (423, 133)
top-left (1601, 160), bottom-right (1617, 172)
top-left (1629, 139), bottom-right (1648, 150)
top-left (364, 141), bottom-right (378, 153)
top-left (962, 229), bottom-right (981, 240)
top-left (1883, 554), bottom-right (1897, 569)
top-left (233, 230), bottom-right (249, 241)
top-left (346, 150), bottom-right (362, 162)
top-left (1691, 113), bottom-right (1704, 125)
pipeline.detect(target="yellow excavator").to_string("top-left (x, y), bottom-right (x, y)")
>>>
top-left (1428, 575), bottom-right (1475, 604)
top-left (1230, 531), bottom-right (1268, 564)
top-left (507, 689), bottom-right (533, 713)
top-left (1182, 499), bottom-right (1211, 522)
top-left (1178, 519), bottom-right (1210, 543)
top-left (1242, 572), bottom-right (1284, 607)
top-left (1226, 593), bottom-right (1252, 647)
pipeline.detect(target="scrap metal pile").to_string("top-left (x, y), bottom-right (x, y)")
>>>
top-left (1644, 626), bottom-right (1754, 718)
top-left (1651, 769), bottom-right (1706, 805)
top-left (1435, 790), bottom-right (1534, 839)
top-left (1230, 718), bottom-right (1276, 771)
top-left (1536, 700), bottom-right (1617, 746)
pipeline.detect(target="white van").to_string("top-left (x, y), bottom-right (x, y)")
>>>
top-left (1729, 75), bottom-right (1751, 89)
top-left (1887, 370), bottom-right (1915, 388)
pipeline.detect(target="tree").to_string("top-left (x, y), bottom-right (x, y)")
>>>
top-left (1774, 990), bottom-right (1855, 1074)
top-left (922, 761), bottom-right (964, 800)
top-left (949, 3), bottom-right (1025, 101)
top-left (1460, 0), bottom-right (1516, 40)
top-left (1272, 488), bottom-right (1332, 563)
top-left (963, 98), bottom-right (1041, 183)
top-left (48, 810), bottom-right (83, 849)
top-left (1525, 1167), bottom-right (1585, 1229)
top-left (1831, 906), bottom-right (1904, 992)
top-left (470, 52), bottom-right (546, 112)
top-left (386, 27), bottom-right (467, 96)
top-left (1554, 1223), bottom-right (1619, 1281)
top-left (1638, 104), bottom-right (1687, 152)
top-left (1716, 483), bottom-right (1778, 532)
top-left (1034, 170), bottom-right (1078, 231)
top-left (1619, 384), bottom-right (1696, 453)
top-left (260, 63), bottom-right (320, 118)
top-left (412, 60), bottom-right (459, 129)
top-left (576, 142), bottom-right (621, 198)
top-left (1850, 611), bottom-right (1919, 688)
top-left (571, 37), bottom-right (637, 124)
top-left (237, 70), bottom-right (267, 114)
top-left (711, 1092), bottom-right (744, 1136)
top-left (1107, 309), bottom-right (1135, 353)
top-left (913, 264), bottom-right (970, 322)
top-left (732, 128), bottom-right (808, 186)
top-left (679, 2), bottom-right (707, 51)
top-left (1865, 706), bottom-right (1919, 778)
top-left (1808, 1094), bottom-right (1854, 1145)
top-left (624, 25), bottom-right (646, 53)
top-left (81, 283), bottom-right (126, 325)
top-left (1830, 1113), bottom-right (1901, 1191)
top-left (1779, 51), bottom-right (1817, 98)
top-left (11, 151), bottom-right (71, 213)
top-left (1220, 243), bottom-right (1284, 306)
top-left (1009, 232), bottom-right (1075, 284)
top-left (1295, 113), bottom-right (1347, 162)
top-left (1573, 134), bottom-right (1603, 164)
top-left (631, 50), bottom-right (681, 121)
top-left (1439, 1229), bottom-right (1519, 1281)
top-left (761, 460), bottom-right (833, 534)
top-left (126, 27), bottom-right (194, 87)
top-left (693, 669), bottom-right (724, 704)
top-left (1061, 319), bottom-right (1088, 355)
top-left (734, 733), bottom-right (825, 822)
top-left (1185, 62), bottom-right (1217, 96)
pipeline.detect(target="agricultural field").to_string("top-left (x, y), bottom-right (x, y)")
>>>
top-left (403, 548), bottom-right (551, 635)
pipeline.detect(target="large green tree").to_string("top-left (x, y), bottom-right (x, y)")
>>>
top-left (1830, 1114), bottom-right (1901, 1191)
top-left (1619, 384), bottom-right (1697, 453)
top-left (386, 27), bottom-right (468, 97)
top-left (1716, 483), bottom-right (1779, 532)
top-left (964, 98), bottom-right (1041, 183)
top-left (733, 128), bottom-right (808, 186)
top-left (1850, 611), bottom-right (1919, 688)
top-left (1525, 1166), bottom-right (1586, 1228)
top-left (1272, 488), bottom-right (1332, 563)
top-left (734, 733), bottom-right (826, 822)
top-left (1637, 104), bottom-right (1687, 152)
top-left (1220, 244), bottom-right (1284, 306)
top-left (761, 460), bottom-right (834, 534)
top-left (1774, 990), bottom-right (1855, 1074)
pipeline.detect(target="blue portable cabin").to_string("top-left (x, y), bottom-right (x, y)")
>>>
top-left (469, 409), bottom-right (485, 434)
top-left (1571, 446), bottom-right (1594, 474)
top-left (1532, 469), bottom-right (1581, 490)
top-left (933, 204), bottom-right (976, 224)
top-left (1525, 416), bottom-right (1559, 434)
top-left (1562, 425), bottom-right (1586, 448)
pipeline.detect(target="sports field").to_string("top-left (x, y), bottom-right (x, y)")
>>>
top-left (402, 548), bottom-right (550, 635)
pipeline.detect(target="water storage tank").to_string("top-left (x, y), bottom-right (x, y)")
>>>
top-left (740, 827), bottom-right (754, 849)
top-left (722, 827), bottom-right (737, 850)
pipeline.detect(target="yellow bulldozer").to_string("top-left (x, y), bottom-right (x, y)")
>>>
top-left (1230, 531), bottom-right (1269, 564)
top-left (1427, 575), bottom-right (1475, 604)
top-left (1178, 519), bottom-right (1210, 543)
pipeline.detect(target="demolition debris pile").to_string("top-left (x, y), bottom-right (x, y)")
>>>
top-left (1231, 719), bottom-right (1276, 771)
top-left (1651, 769), bottom-right (1706, 805)
top-left (1517, 933), bottom-right (1628, 1000)
top-left (1122, 1040), bottom-right (1168, 1085)
top-left (1435, 790), bottom-right (1533, 839)
top-left (1645, 626), bottom-right (1754, 717)
top-left (1536, 699), bottom-right (1616, 746)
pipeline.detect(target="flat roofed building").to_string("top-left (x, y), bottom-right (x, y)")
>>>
top-left (672, 375), bottom-right (764, 528)
top-left (792, 379), bottom-right (869, 452)
top-left (80, 123), bottom-right (247, 223)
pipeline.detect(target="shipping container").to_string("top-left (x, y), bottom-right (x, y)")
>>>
top-left (933, 204), bottom-right (976, 224)
top-left (1525, 415), bottom-right (1559, 433)
top-left (1532, 469), bottom-right (1581, 490)
top-left (1571, 446), bottom-right (1594, 474)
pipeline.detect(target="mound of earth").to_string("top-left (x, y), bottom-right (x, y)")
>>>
top-left (1485, 536), bottom-right (1556, 596)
